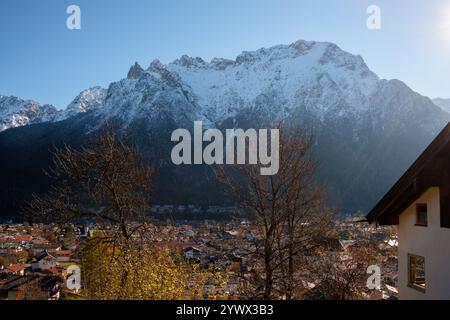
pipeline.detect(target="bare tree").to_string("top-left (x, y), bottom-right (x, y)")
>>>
top-left (27, 128), bottom-right (155, 243)
top-left (274, 131), bottom-right (332, 299)
top-left (306, 236), bottom-right (379, 300)
top-left (26, 128), bottom-right (157, 298)
top-left (216, 125), bottom-right (331, 299)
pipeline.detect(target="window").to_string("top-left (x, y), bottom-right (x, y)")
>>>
top-left (415, 203), bottom-right (428, 226)
top-left (408, 254), bottom-right (426, 292)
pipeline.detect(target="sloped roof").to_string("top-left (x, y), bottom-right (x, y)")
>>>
top-left (35, 250), bottom-right (57, 262)
top-left (366, 122), bottom-right (450, 226)
top-left (7, 264), bottom-right (25, 273)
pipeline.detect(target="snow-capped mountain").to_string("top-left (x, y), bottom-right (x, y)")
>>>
top-left (2, 40), bottom-right (443, 135)
top-left (95, 40), bottom-right (381, 128)
top-left (433, 98), bottom-right (450, 114)
top-left (98, 60), bottom-right (201, 127)
top-left (94, 39), bottom-right (447, 140)
top-left (167, 41), bottom-right (379, 124)
top-left (0, 39), bottom-right (449, 217)
top-left (0, 96), bottom-right (59, 132)
top-left (60, 86), bottom-right (106, 120)
top-left (0, 87), bottom-right (106, 132)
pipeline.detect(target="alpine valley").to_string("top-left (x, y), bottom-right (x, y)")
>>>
top-left (0, 40), bottom-right (449, 218)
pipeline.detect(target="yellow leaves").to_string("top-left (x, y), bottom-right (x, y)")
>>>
top-left (80, 238), bottom-right (232, 300)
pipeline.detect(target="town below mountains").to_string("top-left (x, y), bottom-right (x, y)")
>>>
top-left (0, 216), bottom-right (398, 300)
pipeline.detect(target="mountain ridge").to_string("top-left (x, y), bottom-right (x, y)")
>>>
top-left (0, 39), bottom-right (449, 217)
top-left (0, 87), bottom-right (106, 132)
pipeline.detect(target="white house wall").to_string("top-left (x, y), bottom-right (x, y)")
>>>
top-left (398, 187), bottom-right (450, 299)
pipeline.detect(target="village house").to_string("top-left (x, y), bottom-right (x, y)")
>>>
top-left (182, 246), bottom-right (202, 260)
top-left (31, 244), bottom-right (61, 256)
top-left (13, 235), bottom-right (33, 243)
top-left (31, 251), bottom-right (58, 272)
top-left (5, 263), bottom-right (25, 276)
top-left (0, 275), bottom-right (62, 300)
top-left (367, 123), bottom-right (450, 299)
top-left (47, 249), bottom-right (73, 262)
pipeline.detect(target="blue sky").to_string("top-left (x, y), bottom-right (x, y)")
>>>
top-left (1, 0), bottom-right (450, 108)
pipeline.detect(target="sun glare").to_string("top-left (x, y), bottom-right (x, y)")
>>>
top-left (435, 3), bottom-right (450, 50)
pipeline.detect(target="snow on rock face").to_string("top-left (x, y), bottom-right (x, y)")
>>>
top-left (0, 40), bottom-right (395, 133)
top-left (60, 86), bottom-right (106, 120)
top-left (98, 59), bottom-right (202, 127)
top-left (166, 40), bottom-right (380, 123)
top-left (94, 40), bottom-right (381, 129)
top-left (0, 96), bottom-right (59, 131)
top-left (0, 39), bottom-right (444, 135)
top-left (0, 87), bottom-right (106, 132)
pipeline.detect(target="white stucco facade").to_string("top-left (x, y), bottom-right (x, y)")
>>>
top-left (31, 255), bottom-right (58, 271)
top-left (398, 187), bottom-right (450, 299)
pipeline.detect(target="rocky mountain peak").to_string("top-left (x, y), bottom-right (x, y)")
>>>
top-left (172, 55), bottom-right (206, 68)
top-left (0, 39), bottom-right (449, 216)
top-left (0, 96), bottom-right (59, 131)
top-left (62, 86), bottom-right (106, 119)
top-left (127, 62), bottom-right (145, 80)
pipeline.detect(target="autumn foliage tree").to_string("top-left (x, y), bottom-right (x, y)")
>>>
top-left (27, 129), bottom-right (192, 299)
top-left (81, 234), bottom-right (187, 299)
top-left (27, 129), bottom-right (234, 300)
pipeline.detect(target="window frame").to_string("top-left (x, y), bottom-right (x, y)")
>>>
top-left (407, 254), bottom-right (426, 293)
top-left (415, 203), bottom-right (428, 227)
